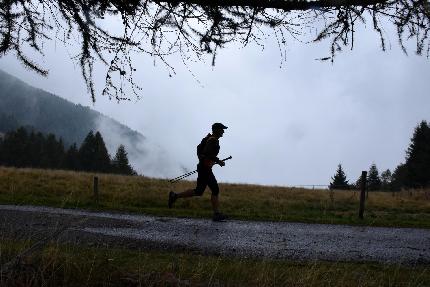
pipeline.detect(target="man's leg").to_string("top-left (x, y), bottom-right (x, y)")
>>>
top-left (208, 172), bottom-right (220, 213)
top-left (208, 172), bottom-right (227, 221)
top-left (176, 189), bottom-right (195, 198)
top-left (168, 167), bottom-right (207, 208)
top-left (211, 194), bottom-right (219, 213)
top-left (169, 188), bottom-right (196, 208)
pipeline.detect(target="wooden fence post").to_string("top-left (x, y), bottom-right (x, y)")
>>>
top-left (93, 176), bottom-right (99, 203)
top-left (358, 171), bottom-right (367, 219)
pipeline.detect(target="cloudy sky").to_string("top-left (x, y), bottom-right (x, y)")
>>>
top-left (0, 12), bottom-right (429, 187)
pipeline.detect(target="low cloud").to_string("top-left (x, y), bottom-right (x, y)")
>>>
top-left (95, 115), bottom-right (182, 178)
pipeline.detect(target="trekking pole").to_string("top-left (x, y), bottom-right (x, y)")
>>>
top-left (169, 170), bottom-right (198, 183)
top-left (169, 156), bottom-right (232, 183)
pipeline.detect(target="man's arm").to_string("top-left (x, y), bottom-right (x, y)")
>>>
top-left (203, 137), bottom-right (221, 163)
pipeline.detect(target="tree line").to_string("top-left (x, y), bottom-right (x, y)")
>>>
top-left (330, 120), bottom-right (430, 190)
top-left (0, 127), bottom-right (136, 175)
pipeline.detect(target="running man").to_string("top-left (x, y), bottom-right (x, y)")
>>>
top-left (168, 123), bottom-right (228, 221)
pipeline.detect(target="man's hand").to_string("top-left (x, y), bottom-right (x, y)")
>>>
top-left (219, 161), bottom-right (225, 167)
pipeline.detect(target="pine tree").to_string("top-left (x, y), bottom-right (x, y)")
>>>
top-left (355, 176), bottom-right (360, 190)
top-left (367, 164), bottom-right (381, 191)
top-left (2, 127), bottom-right (29, 167)
top-left (355, 173), bottom-right (367, 190)
top-left (392, 163), bottom-right (407, 190)
top-left (79, 131), bottom-right (96, 171)
top-left (65, 143), bottom-right (80, 170)
top-left (112, 145), bottom-right (136, 175)
top-left (27, 131), bottom-right (44, 168)
top-left (94, 131), bottom-right (111, 173)
top-left (404, 121), bottom-right (430, 188)
top-left (329, 164), bottom-right (349, 190)
top-left (380, 169), bottom-right (392, 191)
top-left (78, 131), bottom-right (111, 172)
top-left (41, 134), bottom-right (65, 168)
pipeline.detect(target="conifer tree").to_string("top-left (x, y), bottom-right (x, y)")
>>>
top-left (28, 131), bottom-right (44, 168)
top-left (41, 134), bottom-right (64, 168)
top-left (56, 138), bottom-right (66, 167)
top-left (0, 127), bottom-right (56, 169)
top-left (404, 121), bottom-right (430, 188)
top-left (355, 174), bottom-right (363, 190)
top-left (65, 143), bottom-right (80, 170)
top-left (94, 131), bottom-right (111, 173)
top-left (392, 163), bottom-right (407, 190)
top-left (353, 174), bottom-right (362, 190)
top-left (79, 131), bottom-right (96, 171)
top-left (367, 164), bottom-right (381, 191)
top-left (2, 127), bottom-right (29, 167)
top-left (78, 131), bottom-right (111, 172)
top-left (112, 145), bottom-right (136, 175)
top-left (380, 169), bottom-right (392, 191)
top-left (329, 164), bottom-right (349, 190)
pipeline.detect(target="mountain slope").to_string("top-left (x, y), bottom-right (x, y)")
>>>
top-left (0, 69), bottom-right (144, 146)
top-left (0, 69), bottom-right (178, 177)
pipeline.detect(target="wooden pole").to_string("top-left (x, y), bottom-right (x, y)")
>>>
top-left (359, 171), bottom-right (367, 219)
top-left (93, 176), bottom-right (99, 203)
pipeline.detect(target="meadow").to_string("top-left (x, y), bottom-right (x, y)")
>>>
top-left (1, 166), bottom-right (430, 286)
top-left (0, 166), bottom-right (429, 228)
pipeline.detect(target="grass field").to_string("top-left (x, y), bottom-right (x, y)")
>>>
top-left (1, 239), bottom-right (429, 287)
top-left (1, 166), bottom-right (429, 228)
top-left (1, 166), bottom-right (429, 286)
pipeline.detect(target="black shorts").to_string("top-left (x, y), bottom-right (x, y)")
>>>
top-left (194, 163), bottom-right (219, 196)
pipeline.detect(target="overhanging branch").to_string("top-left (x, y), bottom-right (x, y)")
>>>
top-left (158, 0), bottom-right (388, 11)
top-left (1, 0), bottom-right (428, 102)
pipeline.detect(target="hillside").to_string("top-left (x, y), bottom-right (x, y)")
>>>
top-left (0, 69), bottom-right (143, 146)
top-left (0, 69), bottom-right (176, 177)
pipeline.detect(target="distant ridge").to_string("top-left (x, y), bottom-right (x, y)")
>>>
top-left (0, 69), bottom-right (145, 146)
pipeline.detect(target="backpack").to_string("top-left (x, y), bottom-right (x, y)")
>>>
top-left (197, 134), bottom-right (210, 160)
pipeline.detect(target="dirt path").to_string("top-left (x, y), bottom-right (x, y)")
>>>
top-left (1, 205), bottom-right (429, 264)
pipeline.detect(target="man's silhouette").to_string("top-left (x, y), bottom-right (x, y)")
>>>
top-left (168, 123), bottom-right (228, 221)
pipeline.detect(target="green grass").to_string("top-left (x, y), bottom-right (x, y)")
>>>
top-left (1, 239), bottom-right (429, 286)
top-left (1, 166), bottom-right (430, 228)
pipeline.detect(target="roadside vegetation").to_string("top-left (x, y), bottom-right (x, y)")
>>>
top-left (1, 238), bottom-right (429, 287)
top-left (1, 166), bottom-right (429, 228)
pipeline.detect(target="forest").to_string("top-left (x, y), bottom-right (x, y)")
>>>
top-left (0, 127), bottom-right (136, 175)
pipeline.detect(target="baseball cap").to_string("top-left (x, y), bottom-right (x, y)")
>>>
top-left (212, 123), bottom-right (228, 130)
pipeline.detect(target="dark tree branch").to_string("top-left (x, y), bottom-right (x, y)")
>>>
top-left (162, 0), bottom-right (388, 11)
top-left (1, 0), bottom-right (429, 102)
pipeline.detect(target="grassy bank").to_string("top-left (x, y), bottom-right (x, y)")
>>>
top-left (1, 239), bottom-right (429, 286)
top-left (1, 166), bottom-right (430, 228)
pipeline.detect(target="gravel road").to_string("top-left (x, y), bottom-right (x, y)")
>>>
top-left (1, 205), bottom-right (429, 264)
